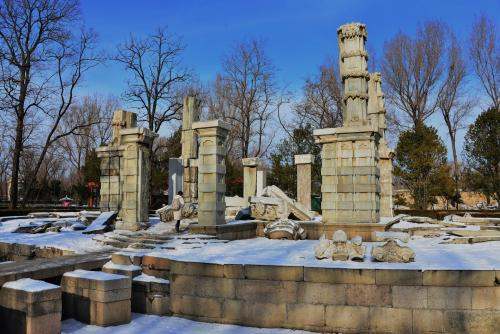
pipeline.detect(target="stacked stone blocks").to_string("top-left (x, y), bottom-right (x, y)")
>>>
top-left (0, 278), bottom-right (61, 334)
top-left (314, 23), bottom-right (381, 225)
top-left (242, 157), bottom-right (260, 202)
top-left (181, 96), bottom-right (200, 203)
top-left (294, 154), bottom-right (313, 211)
top-left (96, 110), bottom-right (157, 230)
top-left (193, 120), bottom-right (230, 226)
top-left (169, 259), bottom-right (499, 333)
top-left (61, 269), bottom-right (131, 326)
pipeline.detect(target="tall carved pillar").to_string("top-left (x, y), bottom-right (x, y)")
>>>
top-left (96, 110), bottom-right (157, 230)
top-left (242, 157), bottom-right (260, 202)
top-left (294, 154), bottom-right (313, 211)
top-left (193, 120), bottom-right (229, 226)
top-left (181, 96), bottom-right (200, 204)
top-left (369, 73), bottom-right (394, 217)
top-left (313, 23), bottom-right (380, 225)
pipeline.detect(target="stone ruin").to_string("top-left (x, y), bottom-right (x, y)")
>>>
top-left (314, 230), bottom-right (366, 261)
top-left (96, 110), bottom-right (157, 231)
top-left (313, 22), bottom-right (394, 228)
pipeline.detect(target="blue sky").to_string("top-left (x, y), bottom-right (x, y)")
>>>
top-left (80, 0), bottom-right (499, 152)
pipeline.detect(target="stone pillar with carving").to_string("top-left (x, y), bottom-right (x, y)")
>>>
top-left (97, 110), bottom-right (157, 230)
top-left (181, 96), bottom-right (200, 204)
top-left (313, 23), bottom-right (380, 225)
top-left (242, 157), bottom-right (260, 202)
top-left (193, 120), bottom-right (229, 226)
top-left (370, 73), bottom-right (394, 217)
top-left (294, 154), bottom-right (313, 211)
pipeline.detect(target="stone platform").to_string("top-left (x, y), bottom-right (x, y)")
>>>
top-left (190, 221), bottom-right (386, 242)
top-left (169, 259), bottom-right (499, 333)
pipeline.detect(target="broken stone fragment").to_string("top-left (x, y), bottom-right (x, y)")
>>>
top-left (264, 219), bottom-right (306, 240)
top-left (314, 234), bottom-right (333, 259)
top-left (332, 230), bottom-right (348, 242)
top-left (371, 239), bottom-right (415, 263)
top-left (348, 236), bottom-right (365, 261)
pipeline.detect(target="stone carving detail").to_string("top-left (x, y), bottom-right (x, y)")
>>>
top-left (314, 231), bottom-right (366, 261)
top-left (371, 239), bottom-right (415, 263)
top-left (263, 219), bottom-right (306, 240)
top-left (156, 203), bottom-right (197, 222)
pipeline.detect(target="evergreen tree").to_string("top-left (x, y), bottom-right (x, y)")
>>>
top-left (463, 108), bottom-right (500, 203)
top-left (394, 124), bottom-right (452, 209)
top-left (268, 124), bottom-right (321, 198)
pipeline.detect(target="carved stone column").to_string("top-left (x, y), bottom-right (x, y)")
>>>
top-left (181, 96), bottom-right (200, 204)
top-left (242, 157), bottom-right (260, 202)
top-left (193, 120), bottom-right (229, 226)
top-left (96, 110), bottom-right (157, 231)
top-left (294, 154), bottom-right (313, 211)
top-left (313, 23), bottom-right (380, 225)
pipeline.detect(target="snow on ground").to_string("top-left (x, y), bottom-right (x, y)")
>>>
top-left (163, 236), bottom-right (500, 270)
top-left (62, 314), bottom-right (312, 334)
top-left (0, 217), bottom-right (112, 253)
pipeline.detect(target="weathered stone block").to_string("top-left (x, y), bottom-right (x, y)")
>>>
top-left (304, 267), bottom-right (375, 284)
top-left (235, 279), bottom-right (297, 304)
top-left (90, 299), bottom-right (131, 326)
top-left (244, 265), bottom-right (303, 281)
top-left (471, 287), bottom-right (500, 310)
top-left (413, 309), bottom-right (445, 333)
top-left (171, 275), bottom-right (235, 298)
top-left (171, 294), bottom-right (222, 318)
top-left (392, 285), bottom-right (427, 309)
top-left (285, 303), bottom-right (325, 328)
top-left (427, 287), bottom-right (472, 309)
top-left (325, 305), bottom-right (369, 332)
top-left (223, 299), bottom-right (286, 328)
top-left (369, 307), bottom-right (412, 333)
top-left (170, 261), bottom-right (224, 277)
top-left (223, 264), bottom-right (244, 279)
top-left (375, 269), bottom-right (423, 285)
top-left (423, 270), bottom-right (495, 287)
top-left (345, 284), bottom-right (391, 306)
top-left (296, 282), bottom-right (346, 305)
top-left (26, 312), bottom-right (61, 334)
top-left (444, 310), bottom-right (495, 334)
top-left (142, 254), bottom-right (170, 270)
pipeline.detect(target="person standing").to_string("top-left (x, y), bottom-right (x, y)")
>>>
top-left (172, 191), bottom-right (185, 232)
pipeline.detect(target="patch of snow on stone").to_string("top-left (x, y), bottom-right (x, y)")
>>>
top-left (103, 261), bottom-right (141, 271)
top-left (133, 274), bottom-right (169, 284)
top-left (162, 236), bottom-right (500, 270)
top-left (3, 278), bottom-right (58, 291)
top-left (64, 269), bottom-right (127, 280)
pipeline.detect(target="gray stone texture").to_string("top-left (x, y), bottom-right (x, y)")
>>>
top-left (193, 120), bottom-right (230, 226)
top-left (314, 23), bottom-right (381, 224)
top-left (181, 96), bottom-right (201, 204)
top-left (96, 110), bottom-right (157, 231)
top-left (295, 154), bottom-right (313, 211)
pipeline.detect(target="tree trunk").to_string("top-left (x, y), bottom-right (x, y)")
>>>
top-left (9, 116), bottom-right (24, 209)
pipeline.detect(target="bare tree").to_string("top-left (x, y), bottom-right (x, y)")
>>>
top-left (382, 21), bottom-right (447, 128)
top-left (437, 33), bottom-right (473, 185)
top-left (0, 0), bottom-right (82, 208)
top-left (21, 29), bottom-right (102, 204)
top-left (57, 94), bottom-right (118, 183)
top-left (209, 39), bottom-right (283, 158)
top-left (292, 58), bottom-right (343, 130)
top-left (469, 14), bottom-right (499, 110)
top-left (115, 27), bottom-right (190, 133)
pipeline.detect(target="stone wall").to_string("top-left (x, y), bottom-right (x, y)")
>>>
top-left (169, 260), bottom-right (499, 333)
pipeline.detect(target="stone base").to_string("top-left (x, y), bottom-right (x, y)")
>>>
top-left (256, 222), bottom-right (386, 242)
top-left (132, 276), bottom-right (170, 316)
top-left (61, 270), bottom-right (131, 326)
top-left (0, 278), bottom-right (61, 334)
top-left (189, 222), bottom-right (258, 240)
top-left (115, 221), bottom-right (150, 231)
